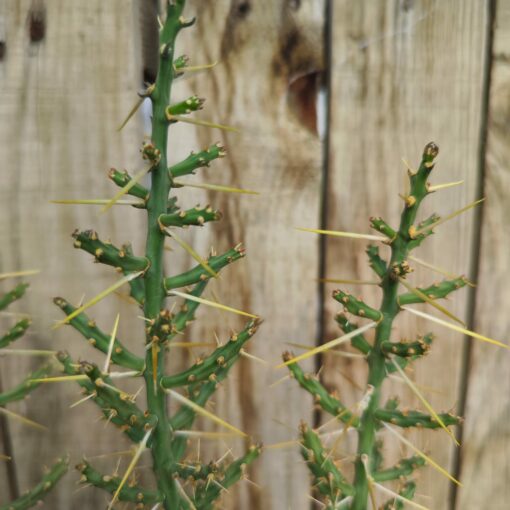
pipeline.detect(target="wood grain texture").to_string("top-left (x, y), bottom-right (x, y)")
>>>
top-left (457, 2), bottom-right (510, 508)
top-left (0, 0), bottom-right (326, 508)
top-left (167, 2), bottom-right (325, 508)
top-left (2, 1), bottom-right (506, 509)
top-left (324, 1), bottom-right (488, 508)
top-left (0, 0), bottom-right (146, 507)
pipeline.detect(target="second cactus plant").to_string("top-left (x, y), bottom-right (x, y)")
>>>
top-left (282, 142), bottom-right (501, 509)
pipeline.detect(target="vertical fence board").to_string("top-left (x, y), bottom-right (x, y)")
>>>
top-left (0, 0), bottom-right (145, 507)
top-left (2, 1), bottom-right (504, 508)
top-left (168, 2), bottom-right (325, 508)
top-left (0, 0), bottom-right (327, 507)
top-left (457, 2), bottom-right (510, 508)
top-left (324, 1), bottom-right (488, 508)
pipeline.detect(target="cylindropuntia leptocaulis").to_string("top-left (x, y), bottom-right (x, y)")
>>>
top-left (0, 275), bottom-right (68, 510)
top-left (47, 2), bottom-right (261, 509)
top-left (281, 142), bottom-right (504, 509)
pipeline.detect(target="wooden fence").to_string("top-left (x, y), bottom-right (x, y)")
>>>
top-left (0, 1), bottom-right (508, 508)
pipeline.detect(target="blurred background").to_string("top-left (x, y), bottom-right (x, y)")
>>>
top-left (0, 0), bottom-right (508, 508)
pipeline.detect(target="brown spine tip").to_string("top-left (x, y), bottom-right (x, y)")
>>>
top-left (53, 296), bottom-right (66, 307)
top-left (424, 142), bottom-right (439, 159)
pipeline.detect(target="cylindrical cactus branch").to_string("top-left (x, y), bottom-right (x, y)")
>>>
top-left (50, 2), bottom-right (260, 509)
top-left (282, 143), bottom-right (490, 509)
top-left (0, 280), bottom-right (68, 509)
top-left (0, 456), bottom-right (69, 510)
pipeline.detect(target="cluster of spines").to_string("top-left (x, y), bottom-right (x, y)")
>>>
top-left (0, 282), bottom-right (68, 509)
top-left (283, 143), bottom-right (467, 509)
top-left (49, 2), bottom-right (259, 508)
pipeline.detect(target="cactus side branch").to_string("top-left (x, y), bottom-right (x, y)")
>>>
top-left (0, 456), bottom-right (69, 510)
top-left (0, 281), bottom-right (66, 508)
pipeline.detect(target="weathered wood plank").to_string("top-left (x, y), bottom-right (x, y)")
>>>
top-left (168, 1), bottom-right (325, 508)
top-left (324, 1), bottom-right (488, 508)
top-left (456, 2), bottom-right (510, 508)
top-left (0, 1), bottom-right (145, 507)
top-left (0, 1), bottom-right (326, 507)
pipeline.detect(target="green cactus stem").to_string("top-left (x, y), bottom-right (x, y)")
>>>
top-left (285, 143), bottom-right (468, 509)
top-left (192, 444), bottom-right (262, 510)
top-left (334, 313), bottom-right (372, 355)
top-left (56, 352), bottom-right (149, 443)
top-left (372, 456), bottom-right (426, 482)
top-left (173, 54), bottom-right (190, 73)
top-left (380, 333), bottom-right (433, 357)
top-left (52, 2), bottom-right (259, 508)
top-left (168, 143), bottom-right (226, 178)
top-left (53, 298), bottom-right (144, 371)
top-left (169, 348), bottom-right (255, 432)
top-left (299, 422), bottom-right (354, 500)
top-left (0, 281), bottom-right (66, 508)
top-left (163, 245), bottom-right (245, 290)
top-left (366, 245), bottom-right (387, 278)
top-left (76, 460), bottom-right (162, 505)
top-left (0, 456), bottom-right (69, 510)
top-left (374, 408), bottom-right (460, 429)
top-left (380, 481), bottom-right (417, 510)
top-left (161, 318), bottom-right (259, 389)
top-left (0, 283), bottom-right (28, 311)
top-left (142, 8), bottom-right (227, 500)
top-left (350, 143), bottom-right (443, 510)
top-left (108, 168), bottom-right (150, 200)
top-left (283, 352), bottom-right (357, 424)
top-left (158, 204), bottom-right (222, 228)
top-left (71, 230), bottom-right (149, 272)
top-left (0, 318), bottom-right (31, 349)
top-left (397, 276), bottom-right (468, 305)
top-left (369, 217), bottom-right (397, 240)
top-left (332, 290), bottom-right (383, 321)
top-left (166, 95), bottom-right (205, 117)
top-left (164, 280), bottom-right (209, 341)
top-left (0, 365), bottom-right (51, 407)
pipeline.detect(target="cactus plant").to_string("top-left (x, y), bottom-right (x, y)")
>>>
top-left (281, 142), bottom-right (503, 509)
top-left (0, 277), bottom-right (68, 509)
top-left (49, 2), bottom-right (260, 509)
